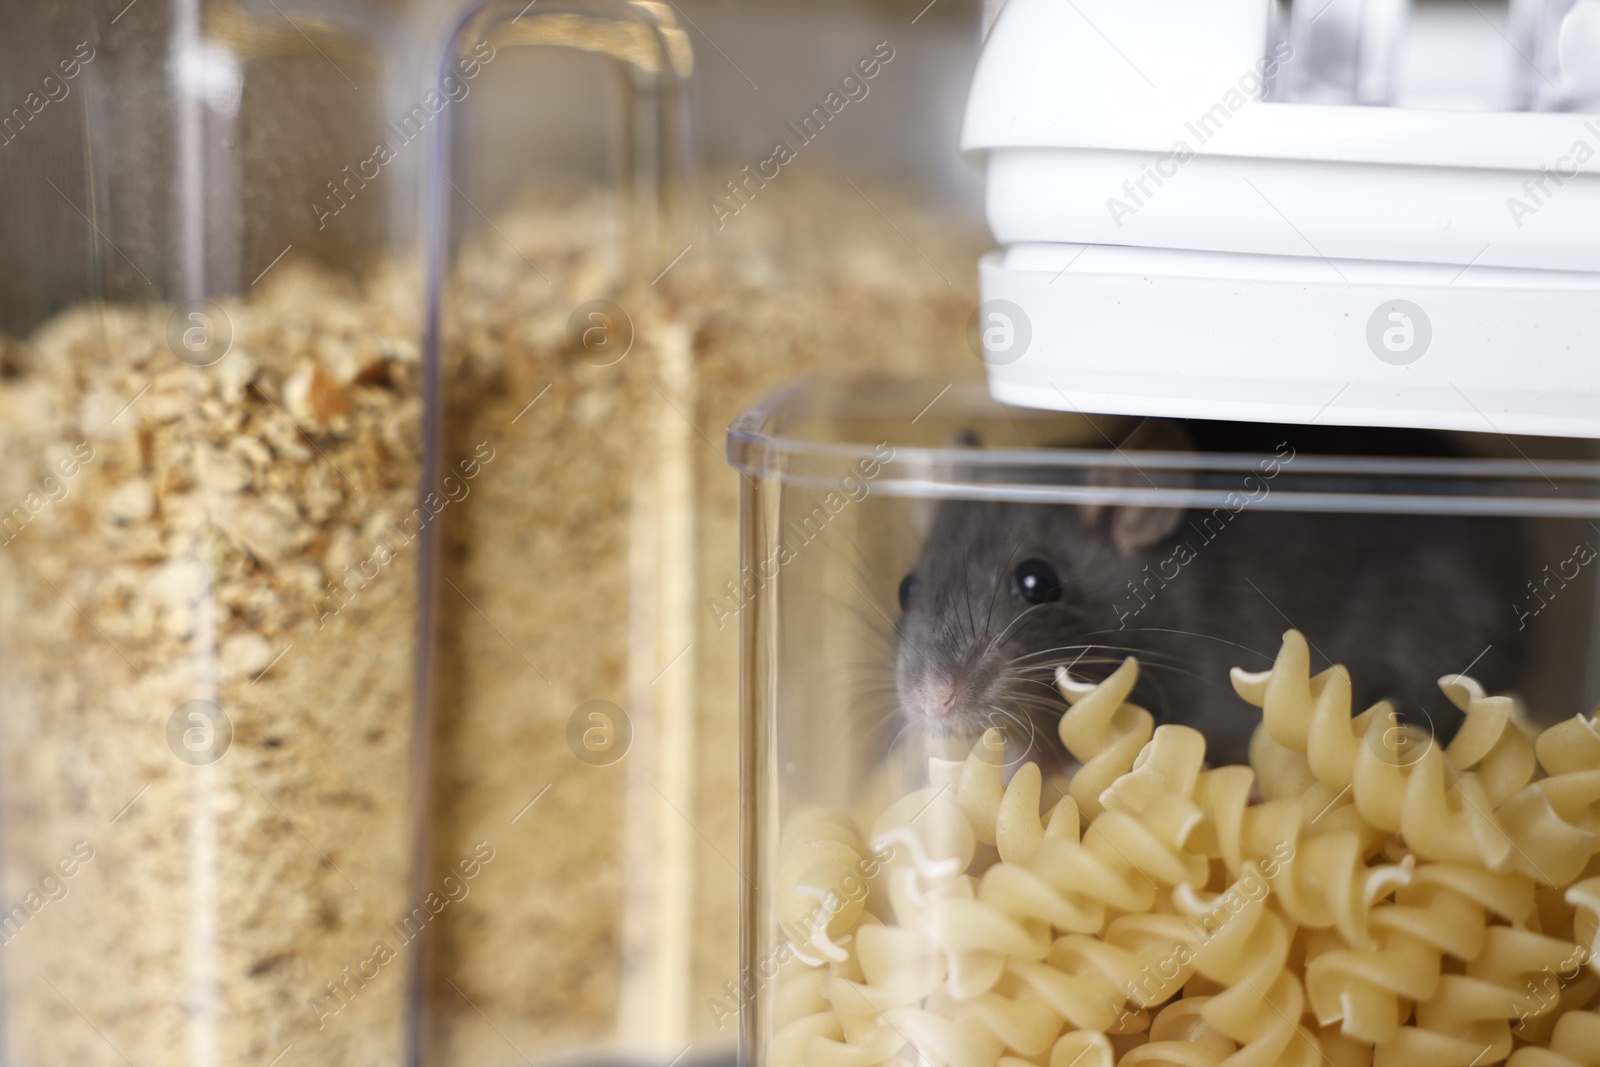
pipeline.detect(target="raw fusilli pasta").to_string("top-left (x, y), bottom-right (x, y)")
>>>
top-left (764, 631), bottom-right (1600, 1067)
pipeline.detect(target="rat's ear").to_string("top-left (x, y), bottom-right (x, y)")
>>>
top-left (1082, 419), bottom-right (1194, 555)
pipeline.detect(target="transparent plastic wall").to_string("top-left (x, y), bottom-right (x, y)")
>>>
top-left (414, 5), bottom-right (704, 1063)
top-left (0, 1), bottom-right (428, 1064)
top-left (730, 381), bottom-right (1600, 1067)
top-left (411, 1), bottom-right (992, 1064)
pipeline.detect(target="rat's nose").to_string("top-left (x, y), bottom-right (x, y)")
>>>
top-left (912, 674), bottom-right (961, 719)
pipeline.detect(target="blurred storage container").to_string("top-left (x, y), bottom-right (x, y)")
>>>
top-left (0, 2), bottom-right (426, 1064)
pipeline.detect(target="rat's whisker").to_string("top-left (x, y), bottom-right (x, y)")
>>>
top-left (982, 601), bottom-right (1062, 660)
top-left (1081, 626), bottom-right (1276, 667)
top-left (1008, 642), bottom-right (1189, 667)
top-left (960, 548), bottom-right (980, 646)
top-left (1132, 660), bottom-right (1236, 696)
top-left (981, 523), bottom-right (1036, 643)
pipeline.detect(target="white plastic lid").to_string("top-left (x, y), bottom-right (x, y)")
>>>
top-left (962, 0), bottom-right (1600, 438)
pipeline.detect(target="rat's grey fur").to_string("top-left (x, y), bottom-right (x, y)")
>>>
top-left (894, 424), bottom-right (1527, 767)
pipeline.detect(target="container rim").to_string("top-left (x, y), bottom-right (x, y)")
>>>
top-left (726, 379), bottom-right (1600, 518)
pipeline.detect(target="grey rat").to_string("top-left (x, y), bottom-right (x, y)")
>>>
top-left (893, 419), bottom-right (1528, 767)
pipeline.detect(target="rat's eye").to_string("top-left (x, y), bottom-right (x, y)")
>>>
top-left (1010, 559), bottom-right (1061, 604)
top-left (898, 573), bottom-right (916, 611)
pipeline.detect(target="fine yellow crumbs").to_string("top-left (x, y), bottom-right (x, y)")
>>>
top-left (770, 630), bottom-right (1600, 1067)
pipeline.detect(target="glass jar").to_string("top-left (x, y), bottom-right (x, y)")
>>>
top-left (730, 379), bottom-right (1600, 1067)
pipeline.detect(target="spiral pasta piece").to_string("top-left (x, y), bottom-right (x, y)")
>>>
top-left (884, 1004), bottom-right (1007, 1067)
top-left (1506, 1010), bottom-right (1600, 1067)
top-left (1268, 828), bottom-right (1410, 949)
top-left (1566, 876), bottom-right (1600, 974)
top-left (1371, 926), bottom-right (1583, 1067)
top-left (959, 733), bottom-right (1076, 865)
top-left (1440, 676), bottom-right (1538, 807)
top-left (778, 807), bottom-right (877, 964)
top-left (1057, 658), bottom-right (1155, 820)
top-left (1175, 866), bottom-right (1320, 1067)
top-left (1120, 997), bottom-right (1238, 1067)
top-left (1305, 861), bottom-right (1536, 1045)
top-left (968, 787), bottom-right (1209, 954)
top-left (1494, 772), bottom-right (1600, 887)
top-left (1231, 633), bottom-right (1378, 804)
top-left (1535, 712), bottom-right (1600, 777)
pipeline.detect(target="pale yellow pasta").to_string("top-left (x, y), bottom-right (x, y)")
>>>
top-left (1172, 866), bottom-right (1321, 1067)
top-left (805, 1026), bottom-right (906, 1067)
top-left (772, 1012), bottom-right (845, 1067)
top-left (1052, 1030), bottom-right (1118, 1067)
top-left (1371, 926), bottom-right (1582, 1067)
top-left (1494, 772), bottom-right (1600, 887)
top-left (777, 807), bottom-right (876, 964)
top-left (1506, 1010), bottom-right (1600, 1067)
top-left (1120, 997), bottom-right (1237, 1067)
top-left (884, 1004), bottom-right (1007, 1067)
top-left (1536, 715), bottom-right (1600, 778)
top-left (1393, 743), bottom-right (1512, 869)
top-left (959, 736), bottom-right (1078, 865)
top-left (1314, 1023), bottom-right (1374, 1067)
top-left (1234, 632), bottom-right (1598, 883)
top-left (872, 786), bottom-right (977, 885)
top-left (1249, 726), bottom-right (1324, 804)
top-left (854, 923), bottom-right (946, 1004)
top-left (1231, 635), bottom-right (1375, 800)
top-left (965, 985), bottom-right (1071, 1056)
top-left (1439, 677), bottom-right (1538, 807)
top-left (1268, 829), bottom-right (1409, 949)
top-left (1056, 658), bottom-right (1156, 820)
top-left (958, 729), bottom-right (1013, 847)
top-left (765, 631), bottom-right (1600, 1067)
top-left (1567, 876), bottom-right (1600, 974)
top-left (1512, 969), bottom-right (1600, 1047)
top-left (1100, 724), bottom-right (1207, 821)
top-left (775, 966), bottom-right (833, 1029)
top-left (1306, 862), bottom-right (1536, 1044)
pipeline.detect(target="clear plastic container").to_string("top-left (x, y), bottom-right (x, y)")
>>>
top-left (729, 380), bottom-right (1600, 1067)
top-left (0, 4), bottom-right (428, 1064)
top-left (411, 4), bottom-right (991, 1066)
top-left (413, 5), bottom-right (702, 1063)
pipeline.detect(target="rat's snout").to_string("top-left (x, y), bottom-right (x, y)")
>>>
top-left (898, 645), bottom-right (1006, 726)
top-left (907, 672), bottom-right (961, 719)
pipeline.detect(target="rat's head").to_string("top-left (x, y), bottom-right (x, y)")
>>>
top-left (891, 420), bottom-right (1191, 747)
